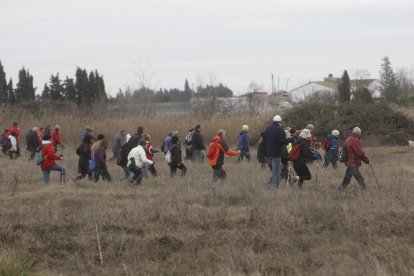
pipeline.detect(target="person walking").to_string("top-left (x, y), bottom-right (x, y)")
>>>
top-left (143, 134), bottom-right (159, 178)
top-left (323, 130), bottom-right (340, 169)
top-left (40, 134), bottom-right (65, 185)
top-left (262, 115), bottom-right (287, 188)
top-left (8, 132), bottom-right (18, 159)
top-left (26, 127), bottom-right (40, 160)
top-left (8, 122), bottom-right (20, 157)
top-left (117, 126), bottom-right (144, 179)
top-left (169, 135), bottom-right (187, 177)
top-left (127, 139), bottom-right (153, 185)
top-left (51, 125), bottom-right (62, 152)
top-left (291, 129), bottom-right (318, 188)
top-left (111, 130), bottom-right (125, 161)
top-left (208, 129), bottom-right (240, 182)
top-left (237, 124), bottom-right (250, 163)
top-left (191, 125), bottom-right (206, 162)
top-left (338, 127), bottom-right (369, 191)
top-left (92, 135), bottom-right (112, 183)
top-left (75, 135), bottom-right (93, 181)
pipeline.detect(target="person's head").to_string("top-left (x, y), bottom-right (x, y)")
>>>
top-left (85, 126), bottom-right (90, 131)
top-left (306, 124), bottom-right (315, 131)
top-left (138, 139), bottom-right (147, 147)
top-left (217, 129), bottom-right (226, 138)
top-left (43, 134), bottom-right (51, 141)
top-left (299, 129), bottom-right (311, 139)
top-left (4, 129), bottom-right (8, 133)
top-left (120, 130), bottom-right (125, 136)
top-left (273, 115), bottom-right (282, 123)
top-left (195, 124), bottom-right (201, 132)
top-left (40, 127), bottom-right (44, 131)
top-left (332, 130), bottom-right (340, 137)
top-left (33, 127), bottom-right (38, 132)
top-left (242, 125), bottom-right (249, 132)
top-left (289, 128), bottom-right (296, 135)
top-left (55, 124), bottom-right (60, 131)
top-left (137, 126), bottom-right (144, 135)
top-left (13, 122), bottom-right (18, 127)
top-left (285, 130), bottom-right (292, 139)
top-left (10, 131), bottom-right (16, 137)
top-left (171, 135), bottom-right (179, 144)
top-left (172, 131), bottom-right (179, 137)
top-left (352, 127), bottom-right (362, 137)
top-left (143, 133), bottom-right (150, 141)
top-left (97, 134), bottom-right (105, 140)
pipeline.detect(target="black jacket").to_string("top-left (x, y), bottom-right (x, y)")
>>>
top-left (191, 132), bottom-right (206, 151)
top-left (170, 144), bottom-right (182, 165)
top-left (262, 122), bottom-right (287, 158)
top-left (26, 130), bottom-right (40, 150)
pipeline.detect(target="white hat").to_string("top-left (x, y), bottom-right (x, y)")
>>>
top-left (306, 124), bottom-right (314, 130)
top-left (332, 130), bottom-right (340, 137)
top-left (300, 129), bottom-right (311, 139)
top-left (352, 127), bottom-right (361, 136)
top-left (273, 115), bottom-right (282, 122)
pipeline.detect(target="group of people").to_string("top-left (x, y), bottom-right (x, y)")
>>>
top-left (2, 116), bottom-right (370, 191)
top-left (259, 115), bottom-right (370, 190)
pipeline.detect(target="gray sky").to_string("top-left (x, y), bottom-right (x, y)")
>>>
top-left (1, 0), bottom-right (414, 96)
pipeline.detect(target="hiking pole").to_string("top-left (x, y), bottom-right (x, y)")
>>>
top-left (369, 164), bottom-right (380, 188)
top-left (287, 162), bottom-right (292, 188)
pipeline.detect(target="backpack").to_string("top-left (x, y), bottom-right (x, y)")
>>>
top-left (322, 139), bottom-right (331, 151)
top-left (339, 145), bottom-right (348, 163)
top-left (89, 151), bottom-right (96, 171)
top-left (207, 140), bottom-right (220, 160)
top-left (289, 143), bottom-right (301, 161)
top-left (35, 152), bottom-right (44, 165)
top-left (2, 133), bottom-right (11, 150)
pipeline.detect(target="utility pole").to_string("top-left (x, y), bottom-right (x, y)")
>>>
top-left (271, 74), bottom-right (275, 93)
top-left (278, 76), bottom-right (280, 93)
top-left (286, 78), bottom-right (289, 92)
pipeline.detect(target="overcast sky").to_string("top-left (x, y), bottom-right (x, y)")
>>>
top-left (1, 0), bottom-right (413, 95)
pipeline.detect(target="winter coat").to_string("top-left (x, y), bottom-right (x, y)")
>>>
top-left (262, 122), bottom-right (287, 158)
top-left (191, 131), bottom-right (206, 151)
top-left (145, 142), bottom-right (158, 161)
top-left (41, 141), bottom-right (62, 170)
top-left (9, 136), bottom-right (17, 152)
top-left (127, 145), bottom-right (153, 168)
top-left (112, 133), bottom-right (125, 153)
top-left (237, 131), bottom-right (250, 152)
top-left (26, 130), bottom-right (40, 150)
top-left (94, 146), bottom-right (107, 168)
top-left (76, 143), bottom-right (91, 173)
top-left (8, 126), bottom-right (20, 139)
top-left (293, 138), bottom-right (316, 165)
top-left (163, 136), bottom-right (172, 153)
top-left (52, 130), bottom-right (62, 146)
top-left (344, 133), bottom-right (369, 167)
top-left (209, 135), bottom-right (239, 167)
top-left (170, 144), bottom-right (183, 165)
top-left (325, 134), bottom-right (339, 159)
top-left (120, 134), bottom-right (141, 164)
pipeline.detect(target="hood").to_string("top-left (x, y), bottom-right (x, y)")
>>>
top-left (213, 135), bottom-right (223, 142)
top-left (42, 140), bottom-right (51, 145)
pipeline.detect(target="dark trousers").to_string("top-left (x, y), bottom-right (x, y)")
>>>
top-left (212, 165), bottom-right (226, 182)
top-left (9, 151), bottom-right (18, 159)
top-left (148, 164), bottom-right (158, 177)
top-left (129, 167), bottom-right (143, 185)
top-left (323, 155), bottom-right (338, 169)
top-left (340, 167), bottom-right (365, 189)
top-left (93, 166), bottom-right (112, 182)
top-left (170, 162), bottom-right (187, 177)
top-left (281, 160), bottom-right (289, 181)
top-left (237, 151), bottom-right (251, 163)
top-left (293, 161), bottom-right (311, 188)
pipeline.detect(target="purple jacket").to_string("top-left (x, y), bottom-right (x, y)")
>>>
top-left (94, 147), bottom-right (107, 168)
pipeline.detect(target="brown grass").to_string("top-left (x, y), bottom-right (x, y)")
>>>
top-left (1, 143), bottom-right (413, 275)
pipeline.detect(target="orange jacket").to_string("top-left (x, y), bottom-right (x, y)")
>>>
top-left (209, 135), bottom-right (238, 166)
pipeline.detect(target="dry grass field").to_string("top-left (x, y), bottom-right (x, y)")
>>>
top-left (1, 108), bottom-right (414, 275)
top-left (1, 141), bottom-right (413, 275)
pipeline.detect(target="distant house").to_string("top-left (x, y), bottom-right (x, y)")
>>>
top-left (289, 74), bottom-right (382, 103)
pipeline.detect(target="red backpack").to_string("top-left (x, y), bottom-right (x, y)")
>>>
top-left (207, 140), bottom-right (220, 160)
top-left (289, 143), bottom-right (301, 161)
top-left (322, 139), bottom-right (331, 151)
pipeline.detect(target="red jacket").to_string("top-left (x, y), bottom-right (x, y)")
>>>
top-left (52, 130), bottom-right (62, 146)
top-left (9, 126), bottom-right (20, 139)
top-left (209, 135), bottom-right (238, 166)
top-left (145, 142), bottom-right (154, 161)
top-left (41, 142), bottom-right (62, 170)
top-left (344, 133), bottom-right (369, 167)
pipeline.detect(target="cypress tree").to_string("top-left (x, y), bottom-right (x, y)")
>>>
top-left (42, 83), bottom-right (51, 100)
top-left (7, 78), bottom-right (15, 105)
top-left (63, 77), bottom-right (77, 102)
top-left (338, 70), bottom-right (351, 102)
top-left (49, 73), bottom-right (64, 101)
top-left (75, 68), bottom-right (89, 107)
top-left (15, 67), bottom-right (35, 103)
top-left (0, 61), bottom-right (8, 104)
top-left (379, 56), bottom-right (399, 103)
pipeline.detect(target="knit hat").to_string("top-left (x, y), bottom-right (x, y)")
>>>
top-left (306, 124), bottom-right (314, 130)
top-left (217, 129), bottom-right (226, 137)
top-left (332, 130), bottom-right (340, 137)
top-left (242, 125), bottom-right (249, 132)
top-left (273, 115), bottom-right (282, 122)
top-left (352, 127), bottom-right (361, 136)
top-left (299, 129), bottom-right (311, 139)
top-left (138, 139), bottom-right (147, 146)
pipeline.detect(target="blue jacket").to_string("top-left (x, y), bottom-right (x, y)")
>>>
top-left (237, 131), bottom-right (249, 152)
top-left (262, 122), bottom-right (287, 158)
top-left (325, 134), bottom-right (339, 159)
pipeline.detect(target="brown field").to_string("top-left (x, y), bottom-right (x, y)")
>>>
top-left (1, 112), bottom-right (414, 275)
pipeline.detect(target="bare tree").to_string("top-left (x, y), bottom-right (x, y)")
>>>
top-left (132, 58), bottom-right (156, 89)
top-left (350, 69), bottom-right (371, 90)
top-left (396, 66), bottom-right (414, 97)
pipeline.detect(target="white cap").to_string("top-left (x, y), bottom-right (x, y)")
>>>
top-left (332, 130), bottom-right (340, 137)
top-left (273, 115), bottom-right (282, 122)
top-left (306, 124), bottom-right (314, 130)
top-left (352, 127), bottom-right (361, 136)
top-left (300, 129), bottom-right (311, 139)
